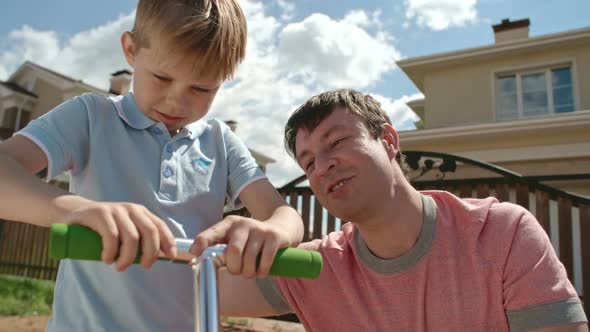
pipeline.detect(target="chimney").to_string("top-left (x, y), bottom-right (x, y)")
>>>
top-left (109, 69), bottom-right (133, 95)
top-left (492, 18), bottom-right (530, 44)
top-left (225, 120), bottom-right (238, 132)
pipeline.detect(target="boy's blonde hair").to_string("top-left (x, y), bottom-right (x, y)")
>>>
top-left (132, 0), bottom-right (247, 80)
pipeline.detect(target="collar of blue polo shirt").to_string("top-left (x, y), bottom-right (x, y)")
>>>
top-left (48, 224), bottom-right (322, 279)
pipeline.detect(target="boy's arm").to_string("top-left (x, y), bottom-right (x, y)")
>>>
top-left (192, 178), bottom-right (304, 278)
top-left (0, 135), bottom-right (73, 225)
top-left (0, 135), bottom-right (177, 270)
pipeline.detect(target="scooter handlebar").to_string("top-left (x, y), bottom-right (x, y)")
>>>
top-left (49, 224), bottom-right (322, 279)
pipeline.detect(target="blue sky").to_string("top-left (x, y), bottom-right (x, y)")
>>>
top-left (1, 0), bottom-right (589, 185)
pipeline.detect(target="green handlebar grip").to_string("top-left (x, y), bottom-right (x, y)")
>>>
top-left (50, 223), bottom-right (107, 261)
top-left (49, 224), bottom-right (322, 279)
top-left (267, 247), bottom-right (322, 279)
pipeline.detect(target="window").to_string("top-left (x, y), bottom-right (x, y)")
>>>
top-left (0, 107), bottom-right (31, 131)
top-left (495, 66), bottom-right (575, 121)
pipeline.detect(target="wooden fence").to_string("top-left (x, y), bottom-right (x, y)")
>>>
top-left (0, 151), bottom-right (588, 314)
top-left (0, 179), bottom-right (66, 280)
top-left (0, 220), bottom-right (58, 280)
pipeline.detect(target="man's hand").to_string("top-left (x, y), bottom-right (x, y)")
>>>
top-left (190, 215), bottom-right (291, 278)
top-left (62, 201), bottom-right (177, 271)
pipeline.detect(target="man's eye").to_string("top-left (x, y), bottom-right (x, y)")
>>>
top-left (330, 138), bottom-right (344, 149)
top-left (305, 160), bottom-right (315, 172)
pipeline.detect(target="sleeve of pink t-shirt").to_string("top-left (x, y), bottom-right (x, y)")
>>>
top-left (255, 239), bottom-right (323, 316)
top-left (493, 202), bottom-right (586, 329)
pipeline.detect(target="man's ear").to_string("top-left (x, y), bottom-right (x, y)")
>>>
top-left (121, 31), bottom-right (137, 67)
top-left (381, 123), bottom-right (399, 158)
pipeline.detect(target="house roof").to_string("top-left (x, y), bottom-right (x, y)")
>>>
top-left (8, 61), bottom-right (108, 94)
top-left (0, 81), bottom-right (38, 98)
top-left (111, 69), bottom-right (132, 76)
top-left (250, 148), bottom-right (276, 165)
top-left (492, 18), bottom-right (530, 33)
top-left (397, 26), bottom-right (590, 92)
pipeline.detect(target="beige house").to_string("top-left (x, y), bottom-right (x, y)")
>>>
top-left (0, 61), bottom-right (274, 171)
top-left (397, 19), bottom-right (590, 197)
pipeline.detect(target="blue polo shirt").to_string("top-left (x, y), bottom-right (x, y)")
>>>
top-left (16, 92), bottom-right (265, 331)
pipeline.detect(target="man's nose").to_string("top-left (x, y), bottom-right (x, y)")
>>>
top-left (315, 153), bottom-right (336, 176)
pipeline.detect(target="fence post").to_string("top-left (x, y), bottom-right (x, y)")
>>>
top-left (580, 204), bottom-right (589, 315)
top-left (0, 219), bottom-right (4, 242)
top-left (558, 197), bottom-right (574, 282)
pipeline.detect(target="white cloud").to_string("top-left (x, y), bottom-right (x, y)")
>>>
top-left (277, 12), bottom-right (401, 89)
top-left (0, 3), bottom-right (415, 187)
top-left (0, 14), bottom-right (133, 88)
top-left (373, 92), bottom-right (422, 130)
top-left (275, 0), bottom-right (296, 21)
top-left (342, 9), bottom-right (384, 30)
top-left (404, 0), bottom-right (478, 31)
top-left (210, 6), bottom-right (406, 185)
top-left (7, 26), bottom-right (61, 64)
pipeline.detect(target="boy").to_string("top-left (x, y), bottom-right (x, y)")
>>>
top-left (0, 0), bottom-right (303, 331)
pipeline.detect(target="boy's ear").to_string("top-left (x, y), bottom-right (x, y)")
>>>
top-left (381, 123), bottom-right (400, 159)
top-left (121, 31), bottom-right (137, 66)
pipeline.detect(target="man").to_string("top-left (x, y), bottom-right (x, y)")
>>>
top-left (217, 89), bottom-right (588, 331)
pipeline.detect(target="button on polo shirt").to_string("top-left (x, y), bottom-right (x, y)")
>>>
top-left (163, 166), bottom-right (173, 177)
top-left (151, 127), bottom-right (162, 135)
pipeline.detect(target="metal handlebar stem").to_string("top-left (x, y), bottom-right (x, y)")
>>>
top-left (192, 244), bottom-right (228, 332)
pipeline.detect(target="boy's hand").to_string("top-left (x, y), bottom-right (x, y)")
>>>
top-left (61, 201), bottom-right (177, 271)
top-left (190, 215), bottom-right (291, 278)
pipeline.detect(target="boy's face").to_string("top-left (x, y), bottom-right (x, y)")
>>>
top-left (294, 108), bottom-right (400, 222)
top-left (121, 32), bottom-right (223, 134)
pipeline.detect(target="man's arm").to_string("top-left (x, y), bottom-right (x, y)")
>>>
top-left (218, 270), bottom-right (284, 317)
top-left (531, 322), bottom-right (588, 332)
top-left (499, 203), bottom-right (587, 330)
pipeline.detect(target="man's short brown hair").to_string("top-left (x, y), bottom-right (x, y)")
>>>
top-left (132, 0), bottom-right (247, 80)
top-left (284, 89), bottom-right (409, 175)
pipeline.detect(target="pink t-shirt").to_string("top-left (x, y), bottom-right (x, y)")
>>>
top-left (257, 191), bottom-right (586, 331)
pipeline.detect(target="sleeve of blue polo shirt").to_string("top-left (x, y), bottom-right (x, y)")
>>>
top-left (16, 95), bottom-right (91, 181)
top-left (222, 123), bottom-right (266, 210)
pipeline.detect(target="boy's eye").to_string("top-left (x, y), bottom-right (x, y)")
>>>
top-left (153, 74), bottom-right (170, 81)
top-left (192, 86), bottom-right (211, 93)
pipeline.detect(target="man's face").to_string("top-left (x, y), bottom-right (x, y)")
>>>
top-left (294, 108), bottom-right (398, 222)
top-left (122, 32), bottom-right (222, 134)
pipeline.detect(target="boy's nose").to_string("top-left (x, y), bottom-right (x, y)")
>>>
top-left (165, 89), bottom-right (189, 113)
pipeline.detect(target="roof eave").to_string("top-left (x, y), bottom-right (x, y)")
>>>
top-left (399, 110), bottom-right (590, 143)
top-left (397, 26), bottom-right (590, 92)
